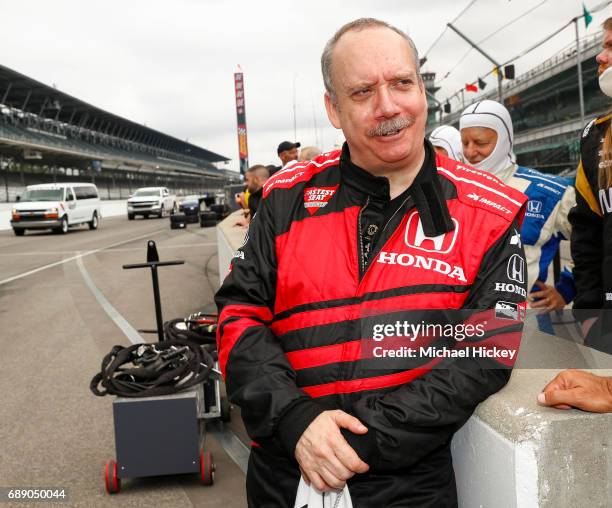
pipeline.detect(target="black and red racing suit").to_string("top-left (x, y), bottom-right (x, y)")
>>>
top-left (215, 141), bottom-right (528, 507)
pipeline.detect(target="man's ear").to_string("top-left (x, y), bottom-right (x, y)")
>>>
top-left (324, 92), bottom-right (341, 129)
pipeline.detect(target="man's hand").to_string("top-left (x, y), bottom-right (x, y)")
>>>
top-left (234, 215), bottom-right (250, 228)
top-left (538, 369), bottom-right (612, 413)
top-left (529, 281), bottom-right (566, 310)
top-left (295, 410), bottom-right (369, 492)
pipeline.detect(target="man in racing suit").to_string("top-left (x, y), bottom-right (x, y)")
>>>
top-left (460, 100), bottom-right (576, 311)
top-left (216, 18), bottom-right (527, 507)
top-left (569, 17), bottom-right (612, 353)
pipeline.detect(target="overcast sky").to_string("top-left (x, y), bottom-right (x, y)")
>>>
top-left (2, 0), bottom-right (610, 170)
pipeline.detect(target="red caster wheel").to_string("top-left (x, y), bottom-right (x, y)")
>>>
top-left (104, 459), bottom-right (121, 494)
top-left (200, 450), bottom-right (215, 486)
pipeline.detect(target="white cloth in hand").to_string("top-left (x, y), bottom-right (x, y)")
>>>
top-left (294, 476), bottom-right (353, 508)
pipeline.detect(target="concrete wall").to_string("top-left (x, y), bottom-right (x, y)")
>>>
top-left (216, 215), bottom-right (612, 507)
top-left (452, 366), bottom-right (612, 507)
top-left (0, 168), bottom-right (218, 203)
top-left (216, 211), bottom-right (247, 284)
top-left (451, 318), bottom-right (612, 508)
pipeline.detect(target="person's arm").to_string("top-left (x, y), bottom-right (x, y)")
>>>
top-left (342, 219), bottom-right (526, 470)
top-left (554, 266), bottom-right (576, 306)
top-left (216, 194), bottom-right (369, 491)
top-left (538, 369), bottom-right (612, 413)
top-left (568, 161), bottom-right (604, 315)
top-left (552, 186), bottom-right (577, 304)
top-left (530, 278), bottom-right (570, 310)
top-left (215, 195), bottom-right (325, 449)
top-left (554, 185), bottom-right (575, 241)
top-left (529, 186), bottom-right (576, 308)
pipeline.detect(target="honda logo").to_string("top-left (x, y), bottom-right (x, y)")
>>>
top-left (506, 254), bottom-right (525, 284)
top-left (404, 210), bottom-right (459, 254)
top-left (527, 200), bottom-right (542, 213)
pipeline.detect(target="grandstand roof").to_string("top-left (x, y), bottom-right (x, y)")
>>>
top-left (0, 64), bottom-right (229, 163)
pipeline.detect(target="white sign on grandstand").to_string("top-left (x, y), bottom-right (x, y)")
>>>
top-left (23, 149), bottom-right (42, 160)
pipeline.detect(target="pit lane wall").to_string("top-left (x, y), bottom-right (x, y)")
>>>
top-left (216, 213), bottom-right (612, 507)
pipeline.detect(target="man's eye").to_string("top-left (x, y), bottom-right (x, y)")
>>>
top-left (354, 89), bottom-right (371, 97)
top-left (397, 79), bottom-right (412, 87)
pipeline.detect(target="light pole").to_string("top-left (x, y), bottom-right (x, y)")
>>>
top-left (573, 17), bottom-right (586, 126)
top-left (292, 74), bottom-right (297, 141)
top-left (448, 23), bottom-right (503, 102)
top-left (426, 91), bottom-right (444, 125)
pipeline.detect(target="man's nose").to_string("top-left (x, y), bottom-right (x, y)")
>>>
top-left (463, 143), bottom-right (476, 162)
top-left (375, 87), bottom-right (401, 117)
top-left (596, 50), bottom-right (608, 65)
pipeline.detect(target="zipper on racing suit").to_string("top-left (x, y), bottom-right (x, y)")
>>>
top-left (358, 194), bottom-right (412, 280)
top-left (358, 196), bottom-right (370, 279)
top-left (337, 193), bottom-right (412, 409)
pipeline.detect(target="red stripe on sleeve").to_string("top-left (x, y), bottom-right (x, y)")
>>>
top-left (217, 304), bottom-right (273, 377)
top-left (219, 304), bottom-right (273, 327)
top-left (217, 317), bottom-right (266, 377)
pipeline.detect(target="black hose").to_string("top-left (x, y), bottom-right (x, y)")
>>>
top-left (90, 338), bottom-right (214, 398)
top-left (163, 317), bottom-right (216, 344)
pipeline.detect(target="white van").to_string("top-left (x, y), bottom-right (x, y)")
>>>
top-left (10, 183), bottom-right (101, 236)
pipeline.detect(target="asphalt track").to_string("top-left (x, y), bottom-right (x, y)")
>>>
top-left (0, 214), bottom-right (249, 507)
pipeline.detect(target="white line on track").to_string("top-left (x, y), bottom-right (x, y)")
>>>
top-left (75, 254), bottom-right (144, 345)
top-left (0, 242), bottom-right (217, 257)
top-left (0, 228), bottom-right (166, 287)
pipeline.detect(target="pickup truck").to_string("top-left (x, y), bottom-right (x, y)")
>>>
top-left (127, 187), bottom-right (177, 219)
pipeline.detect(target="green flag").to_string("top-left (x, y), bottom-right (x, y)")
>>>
top-left (583, 2), bottom-right (593, 28)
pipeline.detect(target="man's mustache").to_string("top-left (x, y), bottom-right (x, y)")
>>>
top-left (367, 116), bottom-right (415, 137)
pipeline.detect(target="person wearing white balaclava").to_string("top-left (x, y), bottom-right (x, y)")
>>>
top-left (428, 125), bottom-right (463, 162)
top-left (460, 99), bottom-right (577, 313)
top-left (459, 99), bottom-right (514, 176)
top-left (568, 17), bottom-right (612, 353)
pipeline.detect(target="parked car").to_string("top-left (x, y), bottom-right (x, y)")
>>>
top-left (197, 194), bottom-right (230, 227)
top-left (11, 182), bottom-right (101, 236)
top-left (127, 187), bottom-right (176, 219)
top-left (177, 195), bottom-right (201, 223)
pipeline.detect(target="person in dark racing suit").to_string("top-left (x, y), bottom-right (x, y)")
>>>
top-left (216, 18), bottom-right (528, 507)
top-left (569, 16), bottom-right (612, 354)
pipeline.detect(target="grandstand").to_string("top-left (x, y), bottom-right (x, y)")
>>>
top-left (430, 30), bottom-right (609, 176)
top-left (0, 64), bottom-right (237, 202)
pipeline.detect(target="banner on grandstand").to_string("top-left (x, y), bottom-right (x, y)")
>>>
top-left (23, 149), bottom-right (42, 160)
top-left (234, 69), bottom-right (249, 175)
